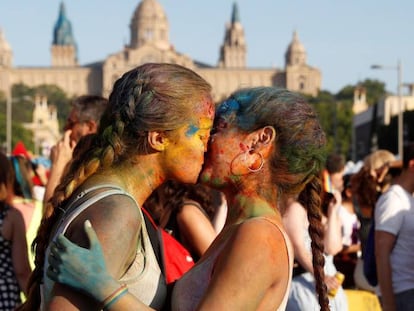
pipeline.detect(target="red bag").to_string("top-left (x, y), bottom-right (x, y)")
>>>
top-left (141, 207), bottom-right (194, 284)
top-left (159, 229), bottom-right (194, 284)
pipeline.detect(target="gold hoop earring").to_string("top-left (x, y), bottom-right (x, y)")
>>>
top-left (244, 149), bottom-right (264, 173)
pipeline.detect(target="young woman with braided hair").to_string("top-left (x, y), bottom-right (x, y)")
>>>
top-left (17, 63), bottom-right (215, 311)
top-left (44, 86), bottom-right (330, 311)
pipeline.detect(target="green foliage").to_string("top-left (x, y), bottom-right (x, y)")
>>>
top-left (310, 79), bottom-right (386, 160)
top-left (0, 83), bottom-right (70, 154)
top-left (33, 84), bottom-right (72, 129)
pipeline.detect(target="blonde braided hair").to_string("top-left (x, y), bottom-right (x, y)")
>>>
top-left (19, 63), bottom-right (212, 310)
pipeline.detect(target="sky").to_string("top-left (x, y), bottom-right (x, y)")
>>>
top-left (1, 0), bottom-right (413, 95)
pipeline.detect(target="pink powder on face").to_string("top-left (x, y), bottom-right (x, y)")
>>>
top-left (239, 143), bottom-right (248, 152)
top-left (197, 97), bottom-right (215, 120)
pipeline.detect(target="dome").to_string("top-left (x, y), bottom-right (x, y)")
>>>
top-left (286, 31), bottom-right (305, 55)
top-left (0, 29), bottom-right (12, 52)
top-left (134, 0), bottom-right (166, 20)
top-left (130, 0), bottom-right (170, 50)
top-left (285, 30), bottom-right (307, 66)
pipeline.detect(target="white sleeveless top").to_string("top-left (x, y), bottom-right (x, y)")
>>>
top-left (171, 216), bottom-right (293, 310)
top-left (41, 185), bottom-right (167, 310)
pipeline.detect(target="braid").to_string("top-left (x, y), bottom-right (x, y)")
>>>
top-left (19, 63), bottom-right (212, 310)
top-left (298, 176), bottom-right (330, 311)
top-left (20, 104), bottom-right (125, 311)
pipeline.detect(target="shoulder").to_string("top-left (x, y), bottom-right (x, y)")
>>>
top-left (214, 218), bottom-right (289, 282)
top-left (376, 185), bottom-right (408, 212)
top-left (5, 205), bottom-right (25, 223)
top-left (64, 187), bottom-right (142, 243)
top-left (178, 200), bottom-right (209, 220)
top-left (233, 217), bottom-right (287, 259)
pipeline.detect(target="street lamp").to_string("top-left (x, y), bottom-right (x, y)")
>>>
top-left (5, 94), bottom-right (33, 155)
top-left (6, 93), bottom-right (12, 155)
top-left (371, 60), bottom-right (403, 158)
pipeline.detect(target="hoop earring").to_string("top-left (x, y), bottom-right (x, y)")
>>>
top-left (244, 149), bottom-right (264, 173)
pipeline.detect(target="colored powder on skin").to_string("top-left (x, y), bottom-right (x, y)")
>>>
top-left (185, 117), bottom-right (213, 137)
top-left (239, 143), bottom-right (248, 152)
top-left (186, 125), bottom-right (198, 137)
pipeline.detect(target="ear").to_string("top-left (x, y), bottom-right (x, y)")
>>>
top-left (239, 126), bottom-right (275, 173)
top-left (147, 131), bottom-right (168, 152)
top-left (249, 126), bottom-right (276, 156)
top-left (85, 120), bottom-right (99, 134)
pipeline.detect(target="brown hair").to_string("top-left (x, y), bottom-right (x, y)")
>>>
top-left (229, 87), bottom-right (329, 311)
top-left (69, 94), bottom-right (108, 124)
top-left (0, 152), bottom-right (14, 205)
top-left (143, 180), bottom-right (216, 228)
top-left (19, 63), bottom-right (212, 310)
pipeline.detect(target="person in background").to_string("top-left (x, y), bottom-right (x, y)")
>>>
top-left (334, 173), bottom-right (361, 289)
top-left (46, 86), bottom-right (330, 311)
top-left (0, 152), bottom-right (31, 310)
top-left (143, 180), bottom-right (219, 261)
top-left (9, 152), bottom-right (43, 271)
top-left (283, 169), bottom-right (347, 311)
top-left (375, 143), bottom-right (414, 311)
top-left (18, 63), bottom-right (215, 311)
top-left (42, 95), bottom-right (108, 210)
top-left (325, 153), bottom-right (346, 193)
top-left (351, 149), bottom-right (397, 292)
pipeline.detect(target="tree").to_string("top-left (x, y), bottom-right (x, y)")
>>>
top-left (0, 83), bottom-right (70, 154)
top-left (309, 79), bottom-right (386, 160)
top-left (33, 84), bottom-right (71, 129)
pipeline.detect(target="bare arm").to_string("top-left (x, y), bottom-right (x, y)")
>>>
top-left (324, 191), bottom-right (343, 255)
top-left (375, 230), bottom-right (397, 311)
top-left (177, 202), bottom-right (217, 257)
top-left (48, 220), bottom-right (155, 311)
top-left (283, 200), bottom-right (340, 291)
top-left (11, 209), bottom-right (32, 295)
top-left (283, 201), bottom-right (314, 273)
top-left (47, 194), bottom-right (141, 310)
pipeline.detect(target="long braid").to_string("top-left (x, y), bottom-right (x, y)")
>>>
top-left (18, 73), bottom-right (141, 311)
top-left (227, 87), bottom-right (328, 310)
top-left (19, 63), bottom-right (212, 310)
top-left (298, 176), bottom-right (330, 311)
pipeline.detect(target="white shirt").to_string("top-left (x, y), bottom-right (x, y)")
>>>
top-left (375, 184), bottom-right (414, 294)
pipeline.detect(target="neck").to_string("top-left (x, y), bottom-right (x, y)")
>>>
top-left (395, 170), bottom-right (414, 194)
top-left (104, 156), bottom-right (164, 206)
top-left (225, 191), bottom-right (280, 225)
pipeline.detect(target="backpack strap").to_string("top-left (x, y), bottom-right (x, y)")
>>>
top-left (53, 184), bottom-right (136, 238)
top-left (141, 207), bottom-right (165, 277)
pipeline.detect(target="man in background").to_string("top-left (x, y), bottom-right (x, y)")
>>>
top-left (43, 95), bottom-right (108, 208)
top-left (375, 143), bottom-right (414, 311)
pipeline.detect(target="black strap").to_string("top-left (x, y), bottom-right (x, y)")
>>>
top-left (141, 208), bottom-right (165, 278)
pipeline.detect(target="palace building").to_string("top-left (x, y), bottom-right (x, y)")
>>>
top-left (0, 0), bottom-right (321, 103)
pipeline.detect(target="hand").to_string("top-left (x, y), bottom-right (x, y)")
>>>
top-left (50, 130), bottom-right (76, 167)
top-left (325, 274), bottom-right (340, 293)
top-left (47, 220), bottom-right (120, 302)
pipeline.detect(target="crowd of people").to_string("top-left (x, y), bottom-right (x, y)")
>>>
top-left (0, 62), bottom-right (412, 311)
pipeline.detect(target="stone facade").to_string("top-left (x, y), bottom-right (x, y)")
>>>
top-left (0, 0), bottom-right (321, 102)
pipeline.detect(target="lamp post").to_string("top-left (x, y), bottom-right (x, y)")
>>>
top-left (6, 93), bottom-right (12, 155)
top-left (371, 60), bottom-right (403, 158)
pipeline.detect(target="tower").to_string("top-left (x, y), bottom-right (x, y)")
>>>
top-left (285, 30), bottom-right (306, 67)
top-left (129, 0), bottom-right (170, 50)
top-left (51, 2), bottom-right (78, 67)
top-left (284, 31), bottom-right (321, 96)
top-left (218, 2), bottom-right (246, 68)
top-left (0, 28), bottom-right (13, 67)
